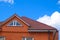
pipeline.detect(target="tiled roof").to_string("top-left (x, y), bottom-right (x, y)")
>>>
top-left (21, 16), bottom-right (57, 30)
top-left (0, 14), bottom-right (57, 31)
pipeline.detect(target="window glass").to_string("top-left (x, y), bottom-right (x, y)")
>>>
top-left (26, 38), bottom-right (32, 40)
top-left (0, 37), bottom-right (5, 40)
top-left (8, 20), bottom-right (22, 26)
top-left (16, 22), bottom-right (21, 26)
top-left (9, 22), bottom-right (13, 26)
top-left (22, 37), bottom-right (25, 40)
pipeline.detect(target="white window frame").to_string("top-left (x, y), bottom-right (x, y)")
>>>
top-left (22, 37), bottom-right (34, 40)
top-left (8, 20), bottom-right (22, 26)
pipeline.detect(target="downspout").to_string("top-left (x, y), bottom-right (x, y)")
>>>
top-left (53, 30), bottom-right (56, 40)
top-left (48, 30), bottom-right (50, 40)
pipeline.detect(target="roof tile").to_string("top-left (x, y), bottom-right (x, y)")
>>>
top-left (21, 16), bottom-right (57, 30)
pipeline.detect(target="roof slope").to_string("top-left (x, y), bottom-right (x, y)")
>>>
top-left (21, 16), bottom-right (57, 30)
top-left (0, 14), bottom-right (57, 30)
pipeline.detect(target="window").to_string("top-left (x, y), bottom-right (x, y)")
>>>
top-left (8, 20), bottom-right (22, 26)
top-left (22, 37), bottom-right (34, 40)
top-left (0, 37), bottom-right (5, 40)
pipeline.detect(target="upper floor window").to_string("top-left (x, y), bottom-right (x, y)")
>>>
top-left (0, 37), bottom-right (5, 40)
top-left (8, 20), bottom-right (22, 26)
top-left (22, 37), bottom-right (34, 40)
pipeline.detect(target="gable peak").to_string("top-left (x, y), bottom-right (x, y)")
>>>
top-left (1, 14), bottom-right (30, 27)
top-left (12, 14), bottom-right (20, 17)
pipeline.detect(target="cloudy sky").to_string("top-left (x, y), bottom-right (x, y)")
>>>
top-left (0, 0), bottom-right (60, 40)
top-left (0, 0), bottom-right (60, 21)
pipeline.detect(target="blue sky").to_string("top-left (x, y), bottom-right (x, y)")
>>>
top-left (0, 0), bottom-right (60, 21)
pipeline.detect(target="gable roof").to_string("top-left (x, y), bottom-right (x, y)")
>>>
top-left (1, 14), bottom-right (30, 26)
top-left (0, 14), bottom-right (57, 31)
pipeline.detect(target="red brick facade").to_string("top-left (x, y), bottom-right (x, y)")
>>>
top-left (0, 14), bottom-right (58, 40)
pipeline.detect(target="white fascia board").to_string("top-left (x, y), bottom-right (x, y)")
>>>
top-left (28, 30), bottom-right (56, 32)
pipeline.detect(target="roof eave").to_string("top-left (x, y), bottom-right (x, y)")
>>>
top-left (28, 29), bottom-right (58, 32)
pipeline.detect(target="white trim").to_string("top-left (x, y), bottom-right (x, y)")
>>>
top-left (25, 38), bottom-right (26, 40)
top-left (4, 37), bottom-right (5, 40)
top-left (13, 20), bottom-right (15, 26)
top-left (32, 38), bottom-right (34, 40)
top-left (28, 30), bottom-right (56, 32)
top-left (15, 20), bottom-right (17, 26)
top-left (22, 37), bottom-right (34, 40)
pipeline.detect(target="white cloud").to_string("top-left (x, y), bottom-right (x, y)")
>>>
top-left (0, 0), bottom-right (14, 4)
top-left (37, 11), bottom-right (60, 30)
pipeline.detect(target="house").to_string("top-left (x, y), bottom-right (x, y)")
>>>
top-left (0, 14), bottom-right (58, 40)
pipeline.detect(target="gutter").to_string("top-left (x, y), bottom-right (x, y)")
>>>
top-left (48, 31), bottom-right (50, 40)
top-left (28, 29), bottom-right (57, 40)
top-left (28, 30), bottom-right (57, 32)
